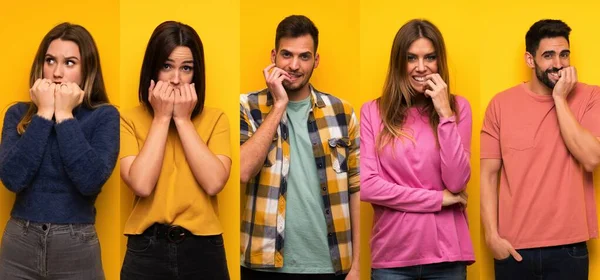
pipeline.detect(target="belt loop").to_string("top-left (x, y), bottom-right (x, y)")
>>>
top-left (153, 224), bottom-right (158, 237)
top-left (23, 220), bottom-right (30, 235)
top-left (69, 224), bottom-right (75, 237)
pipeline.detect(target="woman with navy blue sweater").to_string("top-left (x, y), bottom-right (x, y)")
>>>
top-left (0, 22), bottom-right (118, 280)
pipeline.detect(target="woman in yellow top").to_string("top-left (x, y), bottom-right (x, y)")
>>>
top-left (119, 21), bottom-right (232, 279)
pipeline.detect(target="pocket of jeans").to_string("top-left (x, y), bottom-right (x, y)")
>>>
top-left (126, 235), bottom-right (153, 253)
top-left (3, 219), bottom-right (24, 238)
top-left (328, 137), bottom-right (350, 173)
top-left (207, 235), bottom-right (224, 247)
top-left (565, 244), bottom-right (589, 259)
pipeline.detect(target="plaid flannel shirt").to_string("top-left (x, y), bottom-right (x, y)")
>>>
top-left (240, 85), bottom-right (360, 274)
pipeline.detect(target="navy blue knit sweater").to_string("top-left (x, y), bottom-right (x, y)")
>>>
top-left (0, 103), bottom-right (119, 224)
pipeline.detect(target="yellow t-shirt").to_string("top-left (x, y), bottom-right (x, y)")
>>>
top-left (120, 105), bottom-right (231, 235)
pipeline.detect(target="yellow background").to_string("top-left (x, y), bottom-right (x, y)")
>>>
top-left (0, 0), bottom-right (122, 279)
top-left (119, 0), bottom-right (240, 279)
top-left (480, 1), bottom-right (600, 279)
top-left (3, 1), bottom-right (600, 279)
top-left (359, 1), bottom-right (481, 279)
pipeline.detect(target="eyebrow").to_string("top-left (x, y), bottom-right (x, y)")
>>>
top-left (280, 49), bottom-right (314, 56)
top-left (166, 58), bottom-right (194, 64)
top-left (45, 54), bottom-right (80, 61)
top-left (407, 52), bottom-right (436, 56)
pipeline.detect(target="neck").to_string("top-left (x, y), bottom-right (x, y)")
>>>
top-left (411, 93), bottom-right (428, 106)
top-left (527, 78), bottom-right (552, 96)
top-left (287, 84), bottom-right (311, 101)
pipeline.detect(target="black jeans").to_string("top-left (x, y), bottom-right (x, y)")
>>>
top-left (241, 266), bottom-right (346, 280)
top-left (121, 225), bottom-right (229, 280)
top-left (494, 242), bottom-right (588, 280)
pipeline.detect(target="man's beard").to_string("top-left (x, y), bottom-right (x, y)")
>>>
top-left (534, 61), bottom-right (562, 89)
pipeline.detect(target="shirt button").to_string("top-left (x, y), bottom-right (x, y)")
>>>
top-left (317, 163), bottom-right (323, 168)
top-left (42, 225), bottom-right (48, 231)
top-left (322, 187), bottom-right (326, 191)
top-left (325, 209), bottom-right (330, 215)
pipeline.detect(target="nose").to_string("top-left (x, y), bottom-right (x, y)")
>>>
top-left (552, 56), bottom-right (562, 69)
top-left (53, 64), bottom-right (63, 80)
top-left (416, 59), bottom-right (426, 72)
top-left (289, 57), bottom-right (300, 71)
top-left (170, 71), bottom-right (180, 86)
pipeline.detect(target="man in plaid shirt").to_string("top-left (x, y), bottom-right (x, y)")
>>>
top-left (240, 15), bottom-right (360, 280)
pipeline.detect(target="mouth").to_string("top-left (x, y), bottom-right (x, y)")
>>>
top-left (287, 72), bottom-right (303, 82)
top-left (412, 76), bottom-right (428, 84)
top-left (547, 71), bottom-right (560, 81)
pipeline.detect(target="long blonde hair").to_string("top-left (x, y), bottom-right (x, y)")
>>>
top-left (17, 22), bottom-right (110, 134)
top-left (376, 19), bottom-right (458, 151)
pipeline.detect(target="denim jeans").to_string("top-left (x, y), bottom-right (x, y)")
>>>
top-left (494, 242), bottom-right (588, 280)
top-left (371, 262), bottom-right (466, 280)
top-left (121, 226), bottom-right (229, 280)
top-left (0, 218), bottom-right (104, 280)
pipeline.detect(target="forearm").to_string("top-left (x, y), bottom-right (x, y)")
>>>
top-left (481, 166), bottom-right (500, 242)
top-left (240, 105), bottom-right (285, 183)
top-left (438, 119), bottom-right (471, 193)
top-left (55, 117), bottom-right (119, 196)
top-left (175, 119), bottom-right (230, 196)
top-left (126, 117), bottom-right (170, 197)
top-left (554, 97), bottom-right (600, 171)
top-left (349, 191), bottom-right (360, 269)
top-left (0, 115), bottom-right (53, 192)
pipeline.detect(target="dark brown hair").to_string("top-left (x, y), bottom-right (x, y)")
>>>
top-left (275, 15), bottom-right (319, 52)
top-left (138, 21), bottom-right (205, 118)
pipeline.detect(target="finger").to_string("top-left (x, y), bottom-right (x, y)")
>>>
top-left (508, 246), bottom-right (523, 262)
top-left (32, 79), bottom-right (43, 91)
top-left (49, 83), bottom-right (56, 93)
top-left (424, 89), bottom-right (433, 98)
top-left (190, 83), bottom-right (197, 104)
top-left (78, 87), bottom-right (85, 104)
top-left (263, 64), bottom-right (276, 79)
top-left (426, 79), bottom-right (437, 92)
top-left (433, 74), bottom-right (447, 88)
top-left (269, 67), bottom-right (283, 81)
top-left (459, 196), bottom-right (467, 207)
top-left (165, 85), bottom-right (174, 99)
top-left (157, 80), bottom-right (167, 96)
top-left (183, 84), bottom-right (191, 102)
top-left (149, 79), bottom-right (156, 93)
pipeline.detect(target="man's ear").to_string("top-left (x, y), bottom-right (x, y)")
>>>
top-left (271, 49), bottom-right (276, 64)
top-left (525, 52), bottom-right (535, 69)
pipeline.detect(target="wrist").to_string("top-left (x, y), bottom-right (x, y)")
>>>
top-left (485, 231), bottom-right (500, 243)
top-left (152, 115), bottom-right (172, 124)
top-left (54, 111), bottom-right (73, 123)
top-left (36, 109), bottom-right (54, 120)
top-left (438, 108), bottom-right (454, 119)
top-left (173, 117), bottom-right (192, 126)
top-left (553, 95), bottom-right (567, 104)
top-left (273, 100), bottom-right (288, 110)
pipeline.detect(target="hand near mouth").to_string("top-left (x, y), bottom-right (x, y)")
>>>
top-left (552, 66), bottom-right (577, 100)
top-left (263, 63), bottom-right (291, 108)
top-left (424, 73), bottom-right (454, 118)
top-left (30, 78), bottom-right (56, 120)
